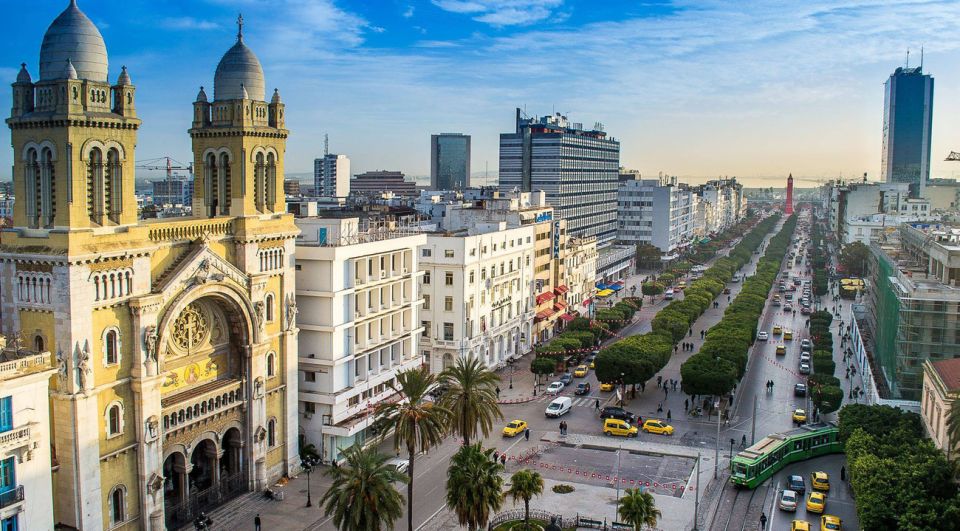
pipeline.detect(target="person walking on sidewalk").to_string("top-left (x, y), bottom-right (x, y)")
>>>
top-left (525, 428), bottom-right (530, 441)
top-left (595, 398), bottom-right (600, 411)
top-left (255, 514), bottom-right (262, 531)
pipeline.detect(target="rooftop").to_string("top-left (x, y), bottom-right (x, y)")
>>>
top-left (931, 358), bottom-right (960, 393)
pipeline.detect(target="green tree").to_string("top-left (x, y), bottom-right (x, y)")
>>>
top-left (840, 242), bottom-right (871, 277)
top-left (811, 350), bottom-right (835, 376)
top-left (641, 282), bottom-right (665, 301)
top-left (658, 272), bottom-right (675, 285)
top-left (948, 399), bottom-right (960, 457)
top-left (439, 355), bottom-right (503, 446)
top-left (680, 354), bottom-right (737, 397)
top-left (320, 443), bottom-right (407, 531)
top-left (505, 468), bottom-right (544, 530)
top-left (617, 488), bottom-right (661, 531)
top-left (811, 384), bottom-right (843, 415)
top-left (635, 243), bottom-right (662, 270)
top-left (651, 310), bottom-right (688, 343)
top-left (376, 368), bottom-right (449, 531)
top-left (445, 444), bottom-right (504, 531)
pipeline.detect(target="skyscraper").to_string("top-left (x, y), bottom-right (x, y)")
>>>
top-left (430, 133), bottom-right (471, 190)
top-left (499, 109), bottom-right (619, 247)
top-left (314, 153), bottom-right (350, 198)
top-left (881, 65), bottom-right (934, 198)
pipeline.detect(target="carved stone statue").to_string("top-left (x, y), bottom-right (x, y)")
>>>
top-left (285, 295), bottom-right (298, 331)
top-left (55, 347), bottom-right (67, 390)
top-left (193, 259), bottom-right (211, 285)
top-left (144, 325), bottom-right (158, 363)
top-left (254, 301), bottom-right (265, 331)
top-left (77, 342), bottom-right (91, 392)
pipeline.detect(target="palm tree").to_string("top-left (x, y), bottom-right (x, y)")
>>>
top-left (439, 354), bottom-right (503, 445)
top-left (617, 488), bottom-right (661, 531)
top-left (505, 469), bottom-right (544, 529)
top-left (376, 367), bottom-right (449, 531)
top-left (445, 443), bottom-right (504, 530)
top-left (947, 398), bottom-right (960, 461)
top-left (319, 443), bottom-right (407, 531)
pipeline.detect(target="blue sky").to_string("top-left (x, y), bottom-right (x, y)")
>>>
top-left (3, 0), bottom-right (960, 187)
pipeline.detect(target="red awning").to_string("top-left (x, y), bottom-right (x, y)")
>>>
top-left (582, 298), bottom-right (593, 307)
top-left (554, 285), bottom-right (569, 295)
top-left (554, 301), bottom-right (567, 310)
top-left (559, 313), bottom-right (575, 322)
top-left (535, 309), bottom-right (556, 320)
top-left (535, 292), bottom-right (555, 305)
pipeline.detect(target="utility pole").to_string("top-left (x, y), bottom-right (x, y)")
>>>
top-left (751, 395), bottom-right (758, 445)
top-left (715, 400), bottom-right (721, 478)
top-left (614, 444), bottom-right (623, 521)
top-left (693, 452), bottom-right (701, 531)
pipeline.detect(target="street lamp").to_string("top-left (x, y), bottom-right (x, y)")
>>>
top-left (302, 455), bottom-right (319, 507)
top-left (620, 372), bottom-right (626, 407)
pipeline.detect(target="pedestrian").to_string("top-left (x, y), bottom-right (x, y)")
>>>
top-left (657, 402), bottom-right (663, 413)
top-left (496, 386), bottom-right (501, 399)
top-left (493, 450), bottom-right (499, 462)
top-left (657, 375), bottom-right (662, 387)
top-left (255, 514), bottom-right (262, 531)
top-left (674, 344), bottom-right (678, 353)
top-left (759, 512), bottom-right (767, 530)
top-left (595, 398), bottom-right (600, 410)
top-left (525, 428), bottom-right (530, 441)
top-left (667, 410), bottom-right (672, 420)
top-left (741, 434), bottom-right (747, 447)
top-left (685, 398), bottom-right (689, 411)
top-left (501, 454), bottom-right (506, 465)
top-left (689, 328), bottom-right (693, 337)
top-left (701, 330), bottom-right (705, 339)
top-left (840, 465), bottom-right (846, 481)
top-left (664, 386), bottom-right (669, 398)
top-left (640, 382), bottom-right (646, 393)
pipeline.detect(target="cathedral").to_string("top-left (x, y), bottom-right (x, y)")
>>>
top-left (3, 2), bottom-right (300, 529)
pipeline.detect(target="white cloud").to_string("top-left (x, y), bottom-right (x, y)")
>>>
top-left (402, 5), bottom-right (415, 18)
top-left (161, 17), bottom-right (220, 31)
top-left (431, 0), bottom-right (564, 26)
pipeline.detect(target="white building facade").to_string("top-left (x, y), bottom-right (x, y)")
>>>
top-left (564, 237), bottom-right (598, 317)
top-left (694, 179), bottom-right (745, 235)
top-left (617, 177), bottom-right (695, 255)
top-left (294, 217), bottom-right (426, 463)
top-left (0, 346), bottom-right (56, 531)
top-left (313, 154), bottom-right (351, 198)
top-left (419, 225), bottom-right (537, 373)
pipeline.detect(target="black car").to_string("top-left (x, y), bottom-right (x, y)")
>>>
top-left (599, 406), bottom-right (636, 424)
top-left (794, 383), bottom-right (807, 397)
top-left (575, 382), bottom-right (591, 395)
top-left (788, 474), bottom-right (806, 495)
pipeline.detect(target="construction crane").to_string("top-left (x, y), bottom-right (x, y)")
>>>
top-left (136, 156), bottom-right (193, 180)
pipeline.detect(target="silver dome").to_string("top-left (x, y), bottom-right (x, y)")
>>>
top-left (214, 36), bottom-right (265, 102)
top-left (39, 1), bottom-right (108, 82)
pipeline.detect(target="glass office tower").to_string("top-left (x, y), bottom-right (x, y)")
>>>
top-left (430, 133), bottom-right (471, 190)
top-left (881, 66), bottom-right (934, 198)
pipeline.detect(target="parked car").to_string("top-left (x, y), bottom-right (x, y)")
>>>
top-left (599, 406), bottom-right (636, 424)
top-left (800, 339), bottom-right (812, 351)
top-left (799, 362), bottom-right (811, 374)
top-left (546, 382), bottom-right (565, 395)
top-left (603, 418), bottom-right (638, 438)
top-left (642, 419), bottom-right (674, 436)
top-left (799, 352), bottom-right (811, 364)
top-left (794, 383), bottom-right (807, 397)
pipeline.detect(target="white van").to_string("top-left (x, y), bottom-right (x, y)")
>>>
top-left (545, 397), bottom-right (572, 418)
top-left (664, 288), bottom-right (675, 300)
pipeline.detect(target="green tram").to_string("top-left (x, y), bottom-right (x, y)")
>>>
top-left (730, 422), bottom-right (842, 488)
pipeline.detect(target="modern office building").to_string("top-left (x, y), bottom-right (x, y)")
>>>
top-left (499, 109), bottom-right (620, 248)
top-left (617, 175), bottom-right (696, 256)
top-left (351, 170), bottom-right (418, 198)
top-left (430, 133), bottom-right (471, 190)
top-left (881, 65), bottom-right (934, 198)
top-left (0, 340), bottom-right (57, 531)
top-left (314, 154), bottom-right (351, 198)
top-left (151, 175), bottom-right (193, 207)
top-left (283, 179), bottom-right (301, 197)
top-left (294, 217), bottom-right (425, 463)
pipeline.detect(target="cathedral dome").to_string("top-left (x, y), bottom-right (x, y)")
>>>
top-left (39, 1), bottom-right (108, 82)
top-left (214, 18), bottom-right (265, 101)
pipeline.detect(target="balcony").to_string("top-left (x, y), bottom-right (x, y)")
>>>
top-left (0, 351), bottom-right (51, 380)
top-left (161, 379), bottom-right (244, 435)
top-left (0, 425), bottom-right (33, 455)
top-left (0, 485), bottom-right (24, 510)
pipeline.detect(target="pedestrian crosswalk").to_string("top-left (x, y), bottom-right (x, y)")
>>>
top-left (530, 395), bottom-right (599, 408)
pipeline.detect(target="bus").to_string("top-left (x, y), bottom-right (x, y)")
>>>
top-left (730, 422), bottom-right (842, 489)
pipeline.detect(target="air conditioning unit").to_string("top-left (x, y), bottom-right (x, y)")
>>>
top-left (380, 271), bottom-right (387, 279)
top-left (403, 267), bottom-right (409, 274)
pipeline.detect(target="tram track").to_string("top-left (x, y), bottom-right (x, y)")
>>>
top-left (719, 484), bottom-right (759, 531)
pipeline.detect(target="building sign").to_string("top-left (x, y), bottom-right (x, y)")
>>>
top-left (553, 220), bottom-right (561, 258)
top-left (535, 211), bottom-right (553, 223)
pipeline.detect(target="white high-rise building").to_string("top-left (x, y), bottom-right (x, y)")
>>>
top-left (617, 176), bottom-right (695, 256)
top-left (314, 154), bottom-right (351, 198)
top-left (419, 224), bottom-right (537, 372)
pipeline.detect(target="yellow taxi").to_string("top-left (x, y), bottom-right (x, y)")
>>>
top-left (574, 365), bottom-right (589, 378)
top-left (641, 419), bottom-right (674, 436)
top-left (820, 515), bottom-right (841, 531)
top-left (773, 325), bottom-right (783, 335)
top-left (603, 418), bottom-right (638, 438)
top-left (502, 420), bottom-right (528, 437)
top-left (600, 382), bottom-right (614, 392)
top-left (811, 471), bottom-right (830, 491)
top-left (806, 491), bottom-right (826, 514)
top-left (776, 345), bottom-right (786, 355)
top-left (792, 409), bottom-right (807, 424)
top-left (784, 330), bottom-right (794, 340)
top-left (677, 281), bottom-right (687, 290)
top-left (589, 360), bottom-right (596, 369)
top-left (791, 521), bottom-right (811, 531)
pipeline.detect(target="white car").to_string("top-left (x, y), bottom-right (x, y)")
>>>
top-left (757, 331), bottom-right (769, 341)
top-left (778, 489), bottom-right (799, 512)
top-left (546, 382), bottom-right (565, 395)
top-left (385, 457), bottom-right (409, 475)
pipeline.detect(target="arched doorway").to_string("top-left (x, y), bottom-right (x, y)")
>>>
top-left (442, 353), bottom-right (454, 371)
top-left (189, 439), bottom-right (217, 493)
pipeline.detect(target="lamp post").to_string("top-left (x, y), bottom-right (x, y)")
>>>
top-left (714, 400), bottom-right (721, 479)
top-left (303, 455), bottom-right (319, 507)
top-left (620, 372), bottom-right (625, 407)
top-left (614, 444), bottom-right (623, 521)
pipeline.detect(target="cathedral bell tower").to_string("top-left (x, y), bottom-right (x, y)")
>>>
top-left (190, 15), bottom-right (287, 218)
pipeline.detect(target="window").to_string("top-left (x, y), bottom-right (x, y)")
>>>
top-left (0, 457), bottom-right (14, 497)
top-left (445, 250), bottom-right (454, 258)
top-left (33, 335), bottom-right (44, 352)
top-left (265, 293), bottom-right (275, 321)
top-left (106, 403), bottom-right (123, 437)
top-left (1, 515), bottom-right (17, 531)
top-left (421, 321), bottom-right (430, 337)
top-left (444, 297), bottom-right (453, 311)
top-left (422, 249), bottom-right (432, 257)
top-left (443, 323), bottom-right (454, 341)
top-left (469, 271), bottom-right (475, 284)
top-left (104, 328), bottom-right (119, 366)
top-left (110, 486), bottom-right (126, 525)
top-left (304, 371), bottom-right (316, 382)
top-left (267, 418), bottom-right (277, 447)
top-left (445, 272), bottom-right (453, 285)
top-left (304, 402), bottom-right (316, 414)
top-left (423, 295), bottom-right (430, 310)
top-left (423, 271), bottom-right (431, 284)
top-left (266, 352), bottom-right (276, 378)
top-left (0, 397), bottom-right (10, 433)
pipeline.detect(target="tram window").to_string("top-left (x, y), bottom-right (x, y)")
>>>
top-left (794, 441), bottom-right (802, 451)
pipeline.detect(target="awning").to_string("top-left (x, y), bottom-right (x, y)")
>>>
top-left (559, 313), bottom-right (575, 322)
top-left (597, 289), bottom-right (614, 297)
top-left (582, 298), bottom-right (593, 307)
top-left (535, 309), bottom-right (556, 320)
top-left (536, 292), bottom-right (555, 305)
top-left (554, 301), bottom-right (567, 311)
top-left (610, 284), bottom-right (624, 292)
top-left (595, 282), bottom-right (608, 290)
top-left (554, 285), bottom-right (569, 295)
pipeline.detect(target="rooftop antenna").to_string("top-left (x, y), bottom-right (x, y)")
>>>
top-left (906, 49), bottom-right (910, 68)
top-left (324, 133), bottom-right (329, 156)
top-left (920, 46), bottom-right (924, 71)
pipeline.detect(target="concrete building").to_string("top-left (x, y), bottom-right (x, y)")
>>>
top-left (881, 65), bottom-right (934, 198)
top-left (499, 109), bottom-right (619, 248)
top-left (693, 179), bottom-right (745, 235)
top-left (921, 358), bottom-right (960, 457)
top-left (418, 224), bottom-right (537, 372)
top-left (0, 342), bottom-right (56, 531)
top-left (924, 178), bottom-right (960, 212)
top-left (617, 175), bottom-right (695, 257)
top-left (564, 236), bottom-right (598, 318)
top-left (294, 217), bottom-right (425, 463)
top-left (1, 7), bottom-right (300, 529)
top-left (351, 170), bottom-right (417, 198)
top-left (283, 179), bottom-right (301, 197)
top-left (430, 134), bottom-right (470, 190)
top-left (824, 181), bottom-right (916, 241)
top-left (314, 154), bottom-right (350, 198)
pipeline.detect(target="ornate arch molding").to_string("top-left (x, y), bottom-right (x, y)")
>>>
top-left (79, 139), bottom-right (126, 161)
top-left (20, 140), bottom-right (57, 160)
top-left (155, 280), bottom-right (259, 367)
top-left (201, 147), bottom-right (234, 162)
top-left (249, 146), bottom-right (278, 162)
